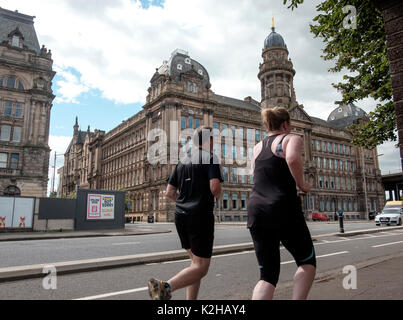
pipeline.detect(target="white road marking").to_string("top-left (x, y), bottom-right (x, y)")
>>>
top-left (281, 251), bottom-right (349, 265)
top-left (74, 287), bottom-right (148, 300)
top-left (112, 242), bottom-right (141, 246)
top-left (372, 240), bottom-right (403, 248)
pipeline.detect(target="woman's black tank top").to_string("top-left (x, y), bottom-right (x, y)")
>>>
top-left (247, 134), bottom-right (300, 228)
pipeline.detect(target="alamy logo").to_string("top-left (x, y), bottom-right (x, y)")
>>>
top-left (42, 266), bottom-right (57, 290)
top-left (342, 265), bottom-right (357, 290)
top-left (342, 5), bottom-right (357, 30)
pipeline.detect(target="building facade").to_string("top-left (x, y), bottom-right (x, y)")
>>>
top-left (59, 25), bottom-right (385, 222)
top-left (0, 8), bottom-right (55, 197)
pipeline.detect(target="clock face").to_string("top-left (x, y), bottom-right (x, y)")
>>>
top-left (185, 58), bottom-right (191, 64)
top-left (198, 69), bottom-right (203, 76)
top-left (177, 64), bottom-right (183, 70)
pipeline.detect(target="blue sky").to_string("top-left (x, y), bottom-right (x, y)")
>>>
top-left (1, 0), bottom-right (400, 194)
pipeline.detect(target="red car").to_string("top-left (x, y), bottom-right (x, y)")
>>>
top-left (312, 212), bottom-right (330, 221)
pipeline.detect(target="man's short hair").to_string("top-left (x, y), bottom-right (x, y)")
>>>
top-left (194, 126), bottom-right (213, 146)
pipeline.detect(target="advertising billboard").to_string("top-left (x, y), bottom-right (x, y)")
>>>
top-left (87, 194), bottom-right (115, 220)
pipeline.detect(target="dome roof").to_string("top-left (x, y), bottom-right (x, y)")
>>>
top-left (327, 103), bottom-right (366, 122)
top-left (326, 103), bottom-right (367, 128)
top-left (264, 27), bottom-right (286, 49)
top-left (157, 49), bottom-right (211, 89)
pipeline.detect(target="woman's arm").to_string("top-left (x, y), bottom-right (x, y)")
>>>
top-left (283, 135), bottom-right (311, 193)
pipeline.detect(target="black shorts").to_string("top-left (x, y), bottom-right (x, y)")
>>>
top-left (249, 215), bottom-right (316, 287)
top-left (175, 213), bottom-right (215, 259)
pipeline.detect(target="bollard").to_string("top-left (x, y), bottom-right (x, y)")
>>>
top-left (338, 210), bottom-right (344, 233)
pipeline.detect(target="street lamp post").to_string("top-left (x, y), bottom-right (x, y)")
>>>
top-left (361, 148), bottom-right (369, 221)
top-left (51, 151), bottom-right (64, 196)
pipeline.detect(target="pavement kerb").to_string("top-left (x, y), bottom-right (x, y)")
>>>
top-left (0, 230), bottom-right (172, 242)
top-left (1, 225), bottom-right (402, 283)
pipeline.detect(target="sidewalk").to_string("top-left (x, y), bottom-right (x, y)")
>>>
top-left (0, 225), bottom-right (172, 242)
top-left (273, 253), bottom-right (403, 300)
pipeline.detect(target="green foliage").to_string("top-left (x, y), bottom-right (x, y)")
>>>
top-left (283, 0), bottom-right (396, 147)
top-left (61, 190), bottom-right (76, 199)
top-left (348, 101), bottom-right (396, 148)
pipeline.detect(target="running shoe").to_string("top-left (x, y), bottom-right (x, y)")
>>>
top-left (148, 278), bottom-right (172, 300)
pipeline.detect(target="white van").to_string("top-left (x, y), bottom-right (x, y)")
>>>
top-left (375, 201), bottom-right (403, 226)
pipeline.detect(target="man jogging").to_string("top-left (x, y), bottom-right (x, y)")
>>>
top-left (148, 126), bottom-right (223, 300)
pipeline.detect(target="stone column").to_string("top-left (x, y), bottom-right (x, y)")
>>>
top-left (372, 0), bottom-right (403, 170)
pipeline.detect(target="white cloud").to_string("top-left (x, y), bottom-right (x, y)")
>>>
top-left (54, 67), bottom-right (90, 103)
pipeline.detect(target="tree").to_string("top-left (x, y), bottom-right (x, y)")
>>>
top-left (284, 0), bottom-right (396, 149)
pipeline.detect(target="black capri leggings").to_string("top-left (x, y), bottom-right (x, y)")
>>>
top-left (249, 216), bottom-right (316, 287)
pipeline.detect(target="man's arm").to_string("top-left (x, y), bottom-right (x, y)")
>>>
top-left (210, 178), bottom-right (222, 199)
top-left (166, 184), bottom-right (178, 202)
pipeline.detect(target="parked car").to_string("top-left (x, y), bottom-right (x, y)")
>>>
top-left (312, 212), bottom-right (330, 222)
top-left (375, 202), bottom-right (403, 226)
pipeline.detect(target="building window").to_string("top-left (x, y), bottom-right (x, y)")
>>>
top-left (247, 128), bottom-right (254, 141)
top-left (213, 122), bottom-right (219, 131)
top-left (188, 116), bottom-right (193, 129)
top-left (325, 176), bottom-right (329, 189)
top-left (241, 194), bottom-right (247, 210)
top-left (4, 101), bottom-right (12, 116)
top-left (231, 126), bottom-right (236, 138)
top-left (223, 193), bottom-right (229, 210)
top-left (317, 157), bottom-right (321, 169)
top-left (316, 140), bottom-right (320, 151)
top-left (181, 116), bottom-right (186, 130)
top-left (222, 144), bottom-right (227, 158)
top-left (322, 141), bottom-right (326, 152)
top-left (256, 129), bottom-right (261, 142)
top-left (10, 153), bottom-right (19, 169)
top-left (0, 153), bottom-right (7, 168)
top-left (320, 198), bottom-right (325, 212)
top-left (0, 125), bottom-right (11, 141)
top-left (223, 167), bottom-right (229, 182)
top-left (333, 143), bottom-right (337, 153)
top-left (329, 159), bottom-right (333, 169)
top-left (319, 176), bottom-right (323, 188)
top-left (232, 167), bottom-right (238, 183)
top-left (222, 124), bottom-right (228, 137)
top-left (232, 194), bottom-right (238, 210)
top-left (240, 168), bottom-right (246, 183)
top-left (17, 80), bottom-right (24, 90)
top-left (331, 176), bottom-right (335, 189)
top-left (12, 127), bottom-right (22, 142)
top-left (6, 77), bottom-right (16, 89)
top-left (12, 35), bottom-right (20, 47)
top-left (195, 118), bottom-right (201, 128)
top-left (323, 158), bottom-right (327, 169)
top-left (326, 199), bottom-right (331, 211)
top-left (14, 103), bottom-right (24, 118)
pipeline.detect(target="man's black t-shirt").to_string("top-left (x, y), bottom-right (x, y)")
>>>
top-left (168, 149), bottom-right (223, 216)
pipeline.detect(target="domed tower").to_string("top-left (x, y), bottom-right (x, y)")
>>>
top-left (258, 18), bottom-right (297, 109)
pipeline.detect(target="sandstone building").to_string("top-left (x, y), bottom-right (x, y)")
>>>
top-left (60, 24), bottom-right (385, 222)
top-left (0, 8), bottom-right (55, 197)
